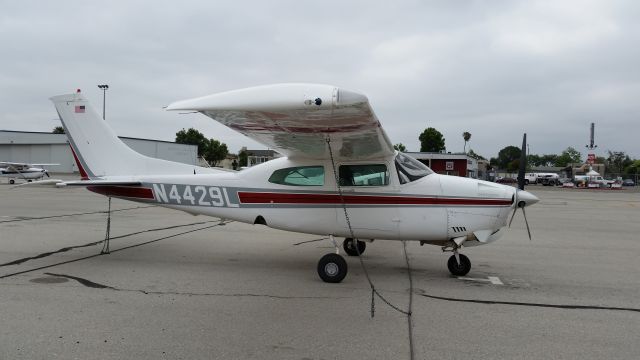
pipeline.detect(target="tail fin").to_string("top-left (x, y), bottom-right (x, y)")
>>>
top-left (50, 91), bottom-right (221, 178)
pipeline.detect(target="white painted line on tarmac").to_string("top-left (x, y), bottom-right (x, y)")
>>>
top-left (457, 276), bottom-right (503, 285)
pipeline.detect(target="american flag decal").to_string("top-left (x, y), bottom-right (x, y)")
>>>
top-left (75, 105), bottom-right (85, 113)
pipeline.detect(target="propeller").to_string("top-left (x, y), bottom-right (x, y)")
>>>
top-left (45, 171), bottom-right (50, 178)
top-left (508, 133), bottom-right (533, 240)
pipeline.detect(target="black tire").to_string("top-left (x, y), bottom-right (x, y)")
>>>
top-left (317, 253), bottom-right (348, 283)
top-left (447, 254), bottom-right (471, 276)
top-left (9, 179), bottom-right (15, 184)
top-left (343, 238), bottom-right (366, 256)
top-left (524, 179), bottom-right (529, 185)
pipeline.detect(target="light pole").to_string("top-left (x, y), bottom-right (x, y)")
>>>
top-left (97, 84), bottom-right (109, 120)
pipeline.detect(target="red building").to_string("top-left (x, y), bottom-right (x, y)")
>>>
top-left (405, 152), bottom-right (478, 178)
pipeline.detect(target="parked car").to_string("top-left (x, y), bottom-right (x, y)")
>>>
top-left (496, 177), bottom-right (517, 184)
top-left (622, 179), bottom-right (635, 186)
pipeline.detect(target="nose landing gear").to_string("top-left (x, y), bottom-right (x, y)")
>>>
top-left (447, 252), bottom-right (471, 276)
top-left (442, 237), bottom-right (471, 276)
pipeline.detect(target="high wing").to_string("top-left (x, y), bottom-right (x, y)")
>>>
top-left (166, 83), bottom-right (395, 160)
top-left (0, 162), bottom-right (58, 167)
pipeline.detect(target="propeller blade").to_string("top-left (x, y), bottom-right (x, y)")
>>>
top-left (508, 207), bottom-right (517, 228)
top-left (45, 171), bottom-right (50, 178)
top-left (509, 189), bottom-right (519, 227)
top-left (518, 133), bottom-right (527, 191)
top-left (522, 206), bottom-right (532, 240)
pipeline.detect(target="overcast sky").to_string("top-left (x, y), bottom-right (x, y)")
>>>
top-left (1, 0), bottom-right (638, 159)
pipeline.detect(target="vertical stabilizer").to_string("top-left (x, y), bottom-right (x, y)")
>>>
top-left (50, 91), bottom-right (221, 178)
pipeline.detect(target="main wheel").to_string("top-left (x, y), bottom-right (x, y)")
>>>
top-left (9, 179), bottom-right (15, 184)
top-left (343, 238), bottom-right (366, 256)
top-left (317, 253), bottom-right (348, 283)
top-left (447, 254), bottom-right (471, 276)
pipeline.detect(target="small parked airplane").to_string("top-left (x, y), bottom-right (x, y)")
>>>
top-left (1, 162), bottom-right (57, 184)
top-left (46, 84), bottom-right (538, 283)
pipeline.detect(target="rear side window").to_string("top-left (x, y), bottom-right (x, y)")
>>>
top-left (269, 166), bottom-right (324, 186)
top-left (339, 164), bottom-right (389, 186)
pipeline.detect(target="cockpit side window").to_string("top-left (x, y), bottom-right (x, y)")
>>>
top-left (395, 153), bottom-right (434, 184)
top-left (338, 164), bottom-right (389, 186)
top-left (269, 166), bottom-right (324, 186)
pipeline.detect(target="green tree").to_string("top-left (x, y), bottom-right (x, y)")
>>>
top-left (605, 150), bottom-right (632, 174)
top-left (554, 147), bottom-right (582, 167)
top-left (528, 154), bottom-right (541, 167)
top-left (393, 143), bottom-right (407, 152)
top-left (419, 127), bottom-right (445, 152)
top-left (175, 128), bottom-right (209, 156)
top-left (496, 145), bottom-right (522, 171)
top-left (52, 126), bottom-right (65, 134)
top-left (462, 131), bottom-right (471, 154)
top-left (528, 154), bottom-right (558, 167)
top-left (467, 149), bottom-right (485, 160)
top-left (541, 154), bottom-right (559, 167)
top-left (238, 149), bottom-right (248, 167)
top-left (204, 139), bottom-right (229, 167)
top-left (624, 159), bottom-right (640, 175)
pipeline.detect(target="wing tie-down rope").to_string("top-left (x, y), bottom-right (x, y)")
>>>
top-left (325, 136), bottom-right (415, 360)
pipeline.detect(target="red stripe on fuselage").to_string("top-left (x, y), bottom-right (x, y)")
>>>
top-left (87, 186), bottom-right (154, 199)
top-left (237, 192), bottom-right (511, 206)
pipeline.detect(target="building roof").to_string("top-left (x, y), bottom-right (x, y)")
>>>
top-left (245, 149), bottom-right (278, 157)
top-left (405, 152), bottom-right (476, 162)
top-left (0, 129), bottom-right (184, 145)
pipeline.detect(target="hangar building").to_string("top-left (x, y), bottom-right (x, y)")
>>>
top-left (0, 130), bottom-right (198, 174)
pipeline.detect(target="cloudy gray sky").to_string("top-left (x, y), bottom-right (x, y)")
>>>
top-left (1, 0), bottom-right (638, 159)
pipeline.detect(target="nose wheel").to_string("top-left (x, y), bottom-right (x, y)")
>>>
top-left (447, 253), bottom-right (471, 276)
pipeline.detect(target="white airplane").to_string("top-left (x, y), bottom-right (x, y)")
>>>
top-left (1, 162), bottom-right (57, 184)
top-left (47, 84), bottom-right (539, 283)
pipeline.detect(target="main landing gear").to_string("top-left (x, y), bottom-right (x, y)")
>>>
top-left (343, 238), bottom-right (366, 256)
top-left (317, 235), bottom-right (349, 283)
top-left (317, 253), bottom-right (348, 283)
top-left (316, 237), bottom-right (371, 283)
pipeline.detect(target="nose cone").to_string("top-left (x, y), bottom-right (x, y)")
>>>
top-left (517, 190), bottom-right (539, 207)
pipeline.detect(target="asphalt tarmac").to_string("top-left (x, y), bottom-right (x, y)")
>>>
top-left (1, 179), bottom-right (639, 359)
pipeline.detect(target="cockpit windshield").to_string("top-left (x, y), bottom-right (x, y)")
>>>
top-left (395, 152), bottom-right (433, 184)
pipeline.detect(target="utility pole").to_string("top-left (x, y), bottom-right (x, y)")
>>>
top-left (585, 122), bottom-right (598, 166)
top-left (97, 84), bottom-right (109, 120)
top-left (585, 122), bottom-right (597, 150)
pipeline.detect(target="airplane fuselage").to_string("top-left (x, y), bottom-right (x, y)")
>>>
top-left (0, 167), bottom-right (47, 180)
top-left (87, 156), bottom-right (516, 246)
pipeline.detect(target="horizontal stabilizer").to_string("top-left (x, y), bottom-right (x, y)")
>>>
top-left (12, 179), bottom-right (143, 189)
top-left (11, 179), bottom-right (65, 188)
